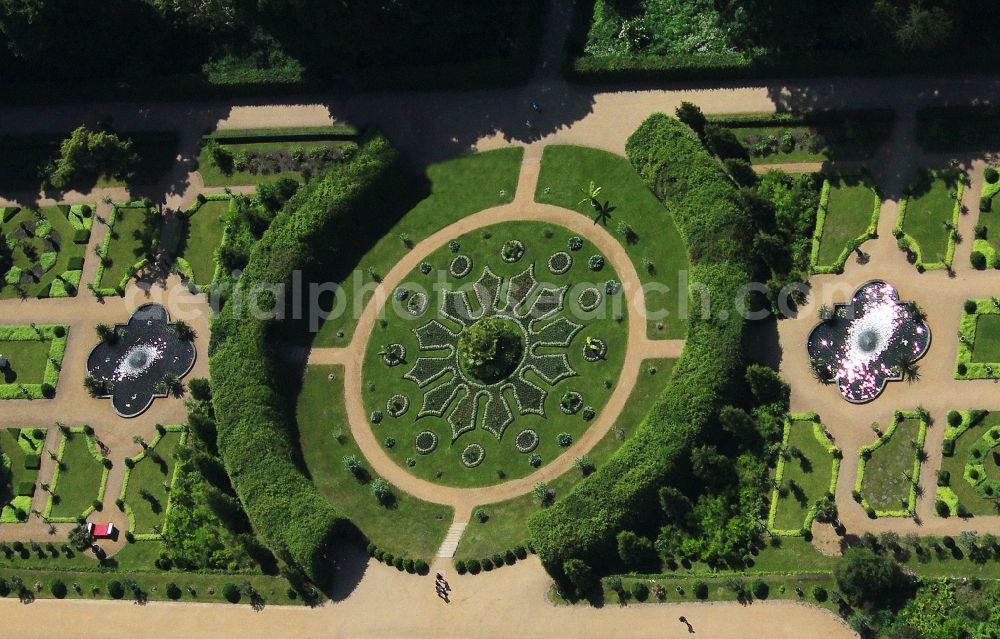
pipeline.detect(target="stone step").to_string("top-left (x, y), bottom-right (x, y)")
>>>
top-left (435, 522), bottom-right (468, 558)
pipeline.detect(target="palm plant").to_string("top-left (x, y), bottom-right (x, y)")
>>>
top-left (95, 323), bottom-right (116, 344)
top-left (899, 356), bottom-right (921, 383)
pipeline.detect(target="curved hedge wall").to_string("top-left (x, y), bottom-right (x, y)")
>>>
top-left (527, 114), bottom-right (755, 579)
top-left (210, 134), bottom-right (400, 583)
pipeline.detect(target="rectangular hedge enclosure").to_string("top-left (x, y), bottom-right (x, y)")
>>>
top-left (810, 172), bottom-right (881, 273)
top-left (94, 202), bottom-right (159, 295)
top-left (44, 428), bottom-right (109, 523)
top-left (895, 169), bottom-right (963, 271)
top-left (172, 195), bottom-right (232, 290)
top-left (197, 126), bottom-right (360, 186)
top-left (955, 299), bottom-right (1000, 379)
top-left (120, 426), bottom-right (186, 539)
top-left (768, 414), bottom-right (841, 536)
top-left (0, 427), bottom-right (46, 522)
top-left (533, 145), bottom-right (689, 338)
top-left (938, 410), bottom-right (1000, 517)
top-left (1, 205), bottom-right (90, 299)
top-left (706, 111), bottom-right (894, 165)
top-left (856, 411), bottom-right (928, 518)
top-left (0, 324), bottom-right (68, 399)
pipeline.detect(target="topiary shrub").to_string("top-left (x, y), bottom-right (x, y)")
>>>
top-left (393, 556), bottom-right (404, 571)
top-left (751, 579), bottom-right (768, 599)
top-left (947, 411), bottom-right (962, 427)
top-left (630, 582), bottom-right (649, 601)
top-left (972, 251), bottom-right (987, 270)
top-left (166, 582), bottom-right (182, 599)
top-left (108, 580), bottom-right (124, 599)
top-left (222, 583), bottom-right (240, 603)
top-left (514, 545), bottom-right (527, 559)
top-left (937, 470), bottom-right (950, 487)
top-left (481, 558), bottom-right (493, 572)
top-left (986, 167), bottom-right (999, 184)
top-left (404, 558), bottom-right (415, 573)
top-left (415, 559), bottom-right (429, 575)
top-left (936, 500), bottom-right (950, 517)
top-left (694, 581), bottom-right (708, 599)
top-left (812, 585), bottom-right (828, 602)
top-left (965, 300), bottom-right (978, 314)
top-left (455, 559), bottom-right (467, 574)
top-left (958, 363), bottom-right (968, 376)
top-left (492, 553), bottom-right (503, 568)
top-left (50, 579), bottom-right (67, 598)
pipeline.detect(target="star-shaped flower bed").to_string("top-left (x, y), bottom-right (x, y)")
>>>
top-left (86, 303), bottom-right (196, 418)
top-left (807, 280), bottom-right (930, 403)
top-left (406, 264), bottom-right (583, 442)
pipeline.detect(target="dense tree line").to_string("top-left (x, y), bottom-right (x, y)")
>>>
top-left (0, 0), bottom-right (535, 83)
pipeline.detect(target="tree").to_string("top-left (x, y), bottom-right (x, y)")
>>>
top-left (562, 558), bottom-right (594, 596)
top-left (370, 478), bottom-right (393, 505)
top-left (578, 181), bottom-right (608, 223)
top-left (170, 320), bottom-right (196, 341)
top-left (675, 101), bottom-right (706, 136)
top-left (43, 125), bottom-right (138, 190)
top-left (745, 364), bottom-right (790, 406)
top-left (834, 547), bottom-right (908, 608)
top-left (657, 486), bottom-right (692, 521)
top-left (616, 530), bottom-right (655, 568)
top-left (68, 524), bottom-right (93, 551)
top-left (83, 375), bottom-right (106, 397)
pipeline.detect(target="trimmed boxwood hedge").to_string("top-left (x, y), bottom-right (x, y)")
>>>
top-left (210, 133), bottom-right (400, 585)
top-left (527, 114), bottom-right (753, 581)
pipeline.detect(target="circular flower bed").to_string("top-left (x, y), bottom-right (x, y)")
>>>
top-left (559, 391), bottom-right (583, 415)
top-left (515, 429), bottom-right (539, 453)
top-left (387, 394), bottom-right (409, 418)
top-left (461, 443), bottom-right (486, 468)
top-left (578, 287), bottom-right (603, 312)
top-left (406, 293), bottom-right (428, 316)
top-left (382, 343), bottom-right (406, 366)
top-left (420, 262), bottom-right (433, 274)
top-left (415, 431), bottom-right (438, 455)
top-left (583, 337), bottom-right (607, 362)
top-left (501, 239), bottom-right (525, 263)
top-left (547, 251), bottom-right (572, 275)
top-left (588, 254), bottom-right (605, 271)
top-left (449, 255), bottom-right (473, 278)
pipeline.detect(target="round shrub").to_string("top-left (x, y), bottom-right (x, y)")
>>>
top-left (374, 549), bottom-right (384, 562)
top-left (972, 251), bottom-right (987, 270)
top-left (108, 580), bottom-right (124, 599)
top-left (965, 300), bottom-right (978, 314)
top-left (492, 553), bottom-right (503, 568)
top-left (0, 579), bottom-right (9, 597)
top-left (222, 583), bottom-right (240, 603)
top-left (936, 499), bottom-right (950, 517)
top-left (383, 552), bottom-right (394, 565)
top-left (694, 581), bottom-right (708, 599)
top-left (366, 542), bottom-right (377, 556)
top-left (394, 556), bottom-right (404, 571)
top-left (943, 535), bottom-right (956, 548)
top-left (415, 559), bottom-right (429, 575)
top-left (751, 579), bottom-right (769, 599)
top-left (504, 549), bottom-right (516, 565)
top-left (948, 411), bottom-right (962, 427)
top-left (41, 383), bottom-right (55, 398)
top-left (455, 559), bottom-right (467, 574)
top-left (631, 582), bottom-right (649, 601)
top-left (50, 579), bottom-right (67, 598)
top-left (987, 167), bottom-right (999, 184)
top-left (587, 255), bottom-right (605, 271)
top-left (812, 585), bottom-right (828, 602)
top-left (937, 470), bottom-right (951, 487)
top-left (166, 582), bottom-right (182, 599)
top-left (404, 558), bottom-right (415, 573)
top-left (958, 362), bottom-right (968, 376)
top-left (54, 326), bottom-right (66, 338)
top-left (481, 558), bottom-right (493, 571)
top-left (514, 545), bottom-right (527, 559)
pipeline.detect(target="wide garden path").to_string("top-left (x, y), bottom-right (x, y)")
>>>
top-left (0, 555), bottom-right (854, 639)
top-left (308, 152), bottom-right (684, 523)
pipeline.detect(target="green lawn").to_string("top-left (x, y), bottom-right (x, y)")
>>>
top-left (455, 358), bottom-right (676, 560)
top-left (0, 338), bottom-right (51, 385)
top-left (178, 199), bottom-right (229, 285)
top-left (972, 315), bottom-right (1000, 362)
top-left (0, 206), bottom-right (88, 299)
top-left (47, 430), bottom-right (106, 521)
top-left (771, 419), bottom-right (838, 532)
top-left (98, 205), bottom-right (157, 289)
top-left (313, 148), bottom-right (523, 346)
top-left (362, 220), bottom-right (628, 488)
top-left (534, 145), bottom-right (689, 338)
top-left (815, 175), bottom-right (880, 266)
top-left (861, 418), bottom-right (923, 512)
top-left (123, 431), bottom-right (183, 535)
top-left (939, 412), bottom-right (1000, 516)
top-left (296, 364), bottom-right (452, 561)
top-left (197, 138), bottom-right (358, 186)
top-left (901, 170), bottom-right (963, 265)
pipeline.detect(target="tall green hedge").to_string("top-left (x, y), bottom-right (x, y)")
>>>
top-left (527, 114), bottom-right (754, 580)
top-left (210, 134), bottom-right (400, 583)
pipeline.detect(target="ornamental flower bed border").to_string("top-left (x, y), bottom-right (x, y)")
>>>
top-left (0, 324), bottom-right (69, 400)
top-left (854, 409), bottom-right (928, 518)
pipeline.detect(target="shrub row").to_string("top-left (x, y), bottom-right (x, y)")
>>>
top-left (209, 134), bottom-right (400, 584)
top-left (364, 542), bottom-right (429, 575)
top-left (527, 114), bottom-right (754, 581)
top-left (455, 545), bottom-right (529, 575)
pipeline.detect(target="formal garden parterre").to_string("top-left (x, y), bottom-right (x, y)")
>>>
top-left (1, 204), bottom-right (89, 299)
top-left (0, 324), bottom-right (68, 399)
top-left (361, 220), bottom-right (628, 487)
top-left (954, 298), bottom-right (1000, 379)
top-left (893, 169), bottom-right (964, 272)
top-left (854, 410), bottom-right (928, 519)
top-left (92, 201), bottom-right (160, 296)
top-left (810, 172), bottom-right (881, 274)
top-left (0, 427), bottom-right (46, 523)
